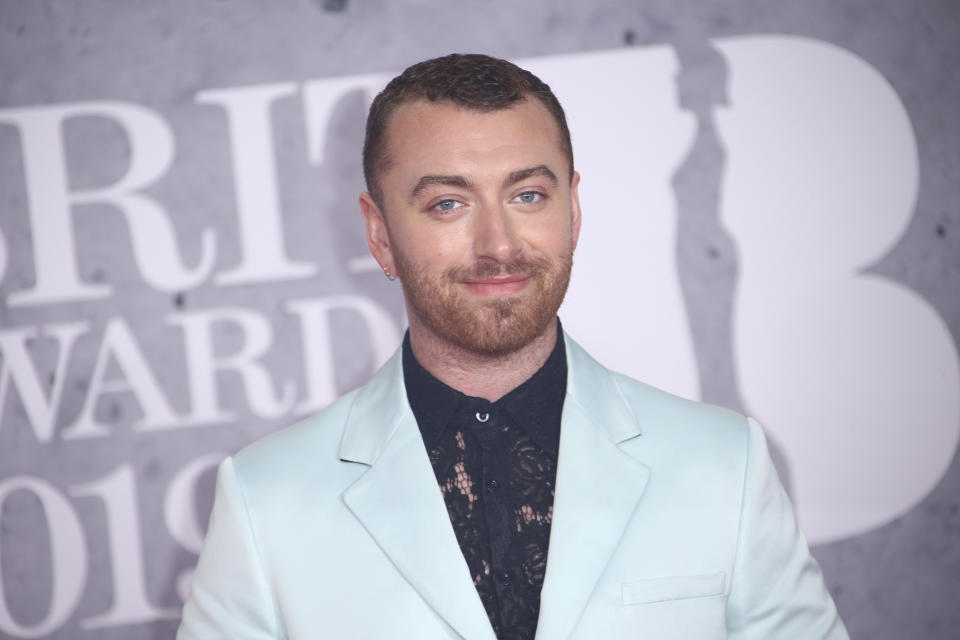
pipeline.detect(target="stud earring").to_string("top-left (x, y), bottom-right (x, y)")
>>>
top-left (383, 267), bottom-right (396, 281)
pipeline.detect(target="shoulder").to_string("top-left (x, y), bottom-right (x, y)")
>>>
top-left (228, 345), bottom-right (407, 492)
top-left (612, 369), bottom-right (754, 474)
top-left (228, 387), bottom-right (364, 496)
top-left (564, 333), bottom-right (751, 463)
top-left (613, 369), bottom-right (746, 439)
top-left (234, 388), bottom-right (357, 468)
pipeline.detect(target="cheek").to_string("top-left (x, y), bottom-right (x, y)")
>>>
top-left (531, 228), bottom-right (575, 257)
top-left (516, 211), bottom-right (575, 250)
top-left (416, 233), bottom-right (472, 265)
top-left (395, 237), bottom-right (460, 275)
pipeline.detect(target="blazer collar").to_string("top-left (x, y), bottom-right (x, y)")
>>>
top-left (338, 349), bottom-right (497, 640)
top-left (534, 335), bottom-right (650, 640)
top-left (337, 333), bottom-right (651, 640)
top-left (338, 347), bottom-right (408, 466)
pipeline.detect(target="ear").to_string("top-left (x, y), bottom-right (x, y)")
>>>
top-left (568, 171), bottom-right (583, 252)
top-left (359, 192), bottom-right (397, 276)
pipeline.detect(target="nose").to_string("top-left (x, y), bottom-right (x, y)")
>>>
top-left (472, 204), bottom-right (522, 264)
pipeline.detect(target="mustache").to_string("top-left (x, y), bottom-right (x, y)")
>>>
top-left (448, 256), bottom-right (550, 280)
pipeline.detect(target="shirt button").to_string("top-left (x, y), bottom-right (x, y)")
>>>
top-left (499, 572), bottom-right (512, 585)
top-left (475, 411), bottom-right (490, 423)
top-left (485, 479), bottom-right (498, 492)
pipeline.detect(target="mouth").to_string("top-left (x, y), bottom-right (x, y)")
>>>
top-left (461, 275), bottom-right (531, 297)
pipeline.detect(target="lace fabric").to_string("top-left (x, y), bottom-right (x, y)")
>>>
top-left (427, 406), bottom-right (558, 640)
top-left (403, 329), bottom-right (567, 640)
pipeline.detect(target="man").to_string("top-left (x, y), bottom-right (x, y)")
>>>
top-left (178, 54), bottom-right (847, 639)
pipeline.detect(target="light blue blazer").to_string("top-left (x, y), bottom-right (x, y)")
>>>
top-left (178, 335), bottom-right (847, 639)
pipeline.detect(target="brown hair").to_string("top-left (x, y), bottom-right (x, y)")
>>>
top-left (362, 53), bottom-right (574, 208)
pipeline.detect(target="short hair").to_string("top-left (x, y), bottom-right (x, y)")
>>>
top-left (362, 53), bottom-right (574, 208)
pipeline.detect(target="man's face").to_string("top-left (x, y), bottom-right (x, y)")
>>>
top-left (360, 98), bottom-right (581, 355)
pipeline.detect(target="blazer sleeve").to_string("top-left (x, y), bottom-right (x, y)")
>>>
top-left (177, 456), bottom-right (285, 640)
top-left (726, 418), bottom-right (850, 640)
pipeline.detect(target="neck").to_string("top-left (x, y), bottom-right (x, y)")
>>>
top-left (407, 319), bottom-right (559, 402)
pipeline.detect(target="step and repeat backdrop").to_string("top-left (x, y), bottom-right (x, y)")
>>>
top-left (1, 1), bottom-right (958, 638)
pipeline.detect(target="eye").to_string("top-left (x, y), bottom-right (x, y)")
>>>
top-left (431, 199), bottom-right (464, 213)
top-left (513, 191), bottom-right (545, 205)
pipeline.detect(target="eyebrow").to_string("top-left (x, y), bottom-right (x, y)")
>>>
top-left (410, 175), bottom-right (474, 201)
top-left (409, 165), bottom-right (559, 202)
top-left (505, 165), bottom-right (558, 188)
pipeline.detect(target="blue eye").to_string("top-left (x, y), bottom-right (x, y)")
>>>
top-left (433, 199), bottom-right (462, 212)
top-left (515, 191), bottom-right (543, 204)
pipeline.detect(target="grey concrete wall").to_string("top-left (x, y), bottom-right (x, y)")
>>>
top-left (0, 1), bottom-right (957, 638)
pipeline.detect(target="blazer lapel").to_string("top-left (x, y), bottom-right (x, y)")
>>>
top-left (536, 337), bottom-right (651, 640)
top-left (340, 351), bottom-right (496, 640)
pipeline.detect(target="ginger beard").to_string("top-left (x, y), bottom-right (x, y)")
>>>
top-left (393, 248), bottom-right (573, 356)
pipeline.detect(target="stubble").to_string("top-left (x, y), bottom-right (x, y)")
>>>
top-left (395, 251), bottom-right (573, 356)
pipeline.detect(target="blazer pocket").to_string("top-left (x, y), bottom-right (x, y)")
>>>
top-left (621, 572), bottom-right (726, 606)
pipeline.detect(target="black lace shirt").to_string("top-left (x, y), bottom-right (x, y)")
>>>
top-left (402, 330), bottom-right (567, 640)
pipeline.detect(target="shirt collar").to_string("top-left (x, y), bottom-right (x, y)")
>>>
top-left (402, 320), bottom-right (567, 455)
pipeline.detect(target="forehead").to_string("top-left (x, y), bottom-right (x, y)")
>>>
top-left (380, 98), bottom-right (567, 183)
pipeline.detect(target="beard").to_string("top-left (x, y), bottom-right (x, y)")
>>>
top-left (394, 250), bottom-right (573, 356)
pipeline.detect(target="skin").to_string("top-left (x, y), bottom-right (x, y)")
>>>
top-left (359, 98), bottom-right (582, 401)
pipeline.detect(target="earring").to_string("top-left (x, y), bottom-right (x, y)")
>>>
top-left (383, 266), bottom-right (396, 281)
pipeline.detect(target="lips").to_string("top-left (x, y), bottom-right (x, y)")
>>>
top-left (461, 275), bottom-right (531, 296)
